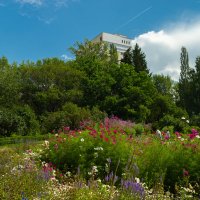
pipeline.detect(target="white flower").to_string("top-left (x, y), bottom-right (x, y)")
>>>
top-left (186, 120), bottom-right (189, 123)
top-left (44, 140), bottom-right (49, 146)
top-left (181, 117), bottom-right (186, 120)
top-left (196, 135), bottom-right (200, 139)
top-left (135, 177), bottom-right (140, 183)
top-left (92, 166), bottom-right (98, 173)
top-left (97, 179), bottom-right (101, 183)
top-left (94, 152), bottom-right (98, 158)
top-left (94, 147), bottom-right (103, 151)
top-left (66, 171), bottom-right (71, 177)
top-left (80, 138), bottom-right (84, 142)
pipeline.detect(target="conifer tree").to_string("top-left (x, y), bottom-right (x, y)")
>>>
top-left (132, 43), bottom-right (149, 73)
top-left (121, 47), bottom-right (132, 65)
top-left (179, 47), bottom-right (190, 108)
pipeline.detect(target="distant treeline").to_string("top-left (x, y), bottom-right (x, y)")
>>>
top-left (0, 41), bottom-right (199, 137)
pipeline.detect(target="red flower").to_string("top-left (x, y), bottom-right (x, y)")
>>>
top-left (183, 169), bottom-right (189, 176)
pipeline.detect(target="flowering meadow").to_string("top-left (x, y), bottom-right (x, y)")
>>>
top-left (0, 117), bottom-right (200, 199)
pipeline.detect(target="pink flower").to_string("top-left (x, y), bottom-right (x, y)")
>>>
top-left (54, 144), bottom-right (58, 150)
top-left (183, 169), bottom-right (189, 177)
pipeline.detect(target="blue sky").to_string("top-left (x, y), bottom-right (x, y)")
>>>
top-left (1, 0), bottom-right (200, 79)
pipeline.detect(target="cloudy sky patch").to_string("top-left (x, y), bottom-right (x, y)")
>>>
top-left (131, 18), bottom-right (200, 80)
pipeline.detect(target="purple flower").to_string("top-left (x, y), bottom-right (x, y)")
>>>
top-left (121, 178), bottom-right (145, 198)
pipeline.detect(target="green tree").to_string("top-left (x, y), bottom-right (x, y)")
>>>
top-left (19, 58), bottom-right (84, 115)
top-left (132, 43), bottom-right (149, 73)
top-left (178, 47), bottom-right (194, 114)
top-left (121, 47), bottom-right (132, 65)
top-left (0, 57), bottom-right (21, 108)
top-left (109, 44), bottom-right (118, 64)
top-left (121, 44), bottom-right (149, 74)
top-left (192, 56), bottom-right (200, 114)
top-left (152, 74), bottom-right (174, 99)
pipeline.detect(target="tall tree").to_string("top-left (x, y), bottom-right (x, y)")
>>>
top-left (193, 56), bottom-right (200, 113)
top-left (152, 74), bottom-right (174, 98)
top-left (121, 44), bottom-right (149, 74)
top-left (121, 47), bottom-right (132, 65)
top-left (132, 43), bottom-right (149, 73)
top-left (178, 47), bottom-right (193, 111)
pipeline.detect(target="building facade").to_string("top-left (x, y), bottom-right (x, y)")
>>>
top-left (92, 32), bottom-right (132, 61)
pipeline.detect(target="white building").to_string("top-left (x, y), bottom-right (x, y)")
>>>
top-left (92, 32), bottom-right (132, 61)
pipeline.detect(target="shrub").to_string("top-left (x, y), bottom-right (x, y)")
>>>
top-left (41, 122), bottom-right (133, 182)
top-left (41, 102), bottom-right (91, 133)
top-left (136, 134), bottom-right (200, 194)
top-left (158, 115), bottom-right (189, 132)
top-left (0, 105), bottom-right (39, 137)
top-left (133, 123), bottom-right (144, 136)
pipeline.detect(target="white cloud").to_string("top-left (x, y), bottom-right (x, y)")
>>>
top-left (16, 0), bottom-right (43, 6)
top-left (61, 54), bottom-right (73, 61)
top-left (15, 0), bottom-right (79, 7)
top-left (131, 19), bottom-right (200, 80)
top-left (13, 0), bottom-right (80, 24)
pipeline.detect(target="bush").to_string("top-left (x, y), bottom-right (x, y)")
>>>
top-left (41, 122), bottom-right (133, 182)
top-left (41, 102), bottom-right (91, 133)
top-left (0, 105), bottom-right (39, 137)
top-left (162, 126), bottom-right (174, 135)
top-left (136, 135), bottom-right (200, 194)
top-left (158, 115), bottom-right (189, 132)
top-left (133, 123), bottom-right (144, 136)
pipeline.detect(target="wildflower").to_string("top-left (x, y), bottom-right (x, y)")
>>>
top-left (186, 120), bottom-right (189, 123)
top-left (54, 144), bottom-right (58, 150)
top-left (135, 177), bottom-right (140, 183)
top-left (96, 179), bottom-right (101, 183)
top-left (105, 137), bottom-right (109, 142)
top-left (44, 140), bottom-right (49, 149)
top-left (94, 152), bottom-right (98, 158)
top-left (106, 158), bottom-right (112, 163)
top-left (181, 117), bottom-right (186, 120)
top-left (92, 166), bottom-right (98, 173)
top-left (66, 171), bottom-right (71, 177)
top-left (156, 129), bottom-right (162, 139)
top-left (121, 178), bottom-right (145, 197)
top-left (80, 138), bottom-right (84, 142)
top-left (94, 147), bottom-right (103, 151)
top-left (183, 169), bottom-right (189, 177)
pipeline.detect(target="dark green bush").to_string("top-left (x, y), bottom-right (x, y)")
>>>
top-left (41, 102), bottom-right (92, 133)
top-left (158, 115), bottom-right (189, 132)
top-left (0, 105), bottom-right (39, 137)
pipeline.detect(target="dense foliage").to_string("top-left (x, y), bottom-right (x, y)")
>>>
top-left (0, 42), bottom-right (199, 136)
